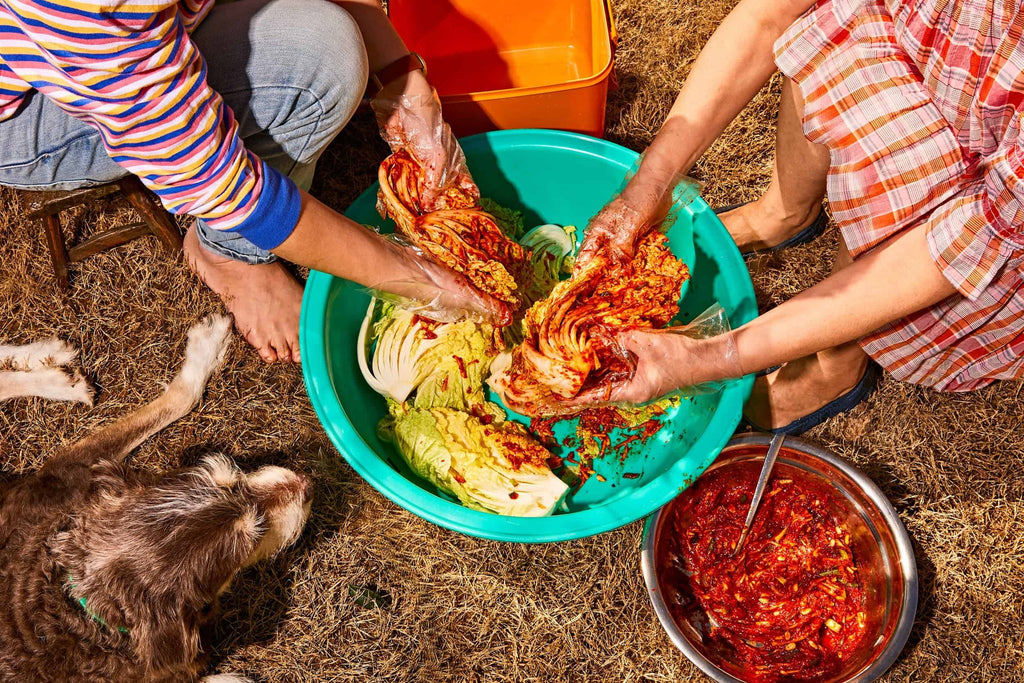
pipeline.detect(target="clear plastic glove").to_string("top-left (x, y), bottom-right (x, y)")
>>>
top-left (573, 305), bottom-right (743, 407)
top-left (372, 80), bottom-right (478, 213)
top-left (575, 157), bottom-right (701, 272)
top-left (364, 234), bottom-right (512, 327)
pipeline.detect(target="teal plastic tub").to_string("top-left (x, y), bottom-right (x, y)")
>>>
top-left (300, 129), bottom-right (757, 543)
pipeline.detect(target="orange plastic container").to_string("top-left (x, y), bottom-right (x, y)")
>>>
top-left (388, 0), bottom-right (617, 138)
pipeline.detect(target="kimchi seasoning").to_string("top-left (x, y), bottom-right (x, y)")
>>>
top-left (453, 355), bottom-right (468, 379)
top-left (529, 400), bottom-right (674, 488)
top-left (663, 468), bottom-right (868, 682)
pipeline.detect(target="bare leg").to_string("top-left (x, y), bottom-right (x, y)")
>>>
top-left (720, 78), bottom-right (830, 251)
top-left (744, 232), bottom-right (872, 429)
top-left (183, 224), bottom-right (304, 364)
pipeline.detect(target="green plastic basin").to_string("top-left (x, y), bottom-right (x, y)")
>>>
top-left (300, 129), bottom-right (757, 543)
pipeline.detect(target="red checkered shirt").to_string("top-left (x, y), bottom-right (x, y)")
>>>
top-left (775, 0), bottom-right (1024, 390)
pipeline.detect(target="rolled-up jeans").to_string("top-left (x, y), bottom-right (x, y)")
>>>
top-left (0, 0), bottom-right (368, 265)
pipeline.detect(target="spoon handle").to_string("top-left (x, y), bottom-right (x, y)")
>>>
top-left (733, 433), bottom-right (785, 556)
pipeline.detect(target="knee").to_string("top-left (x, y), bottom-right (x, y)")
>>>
top-left (301, 1), bottom-right (369, 132)
top-left (256, 0), bottom-right (369, 146)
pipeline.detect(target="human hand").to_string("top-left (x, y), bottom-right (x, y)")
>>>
top-left (574, 164), bottom-right (701, 272)
top-left (572, 329), bottom-right (695, 405)
top-left (372, 74), bottom-right (479, 212)
top-left (573, 197), bottom-right (651, 271)
top-left (369, 236), bottom-right (511, 327)
top-left (575, 322), bottom-right (742, 407)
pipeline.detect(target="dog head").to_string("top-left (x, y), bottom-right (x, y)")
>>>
top-left (52, 455), bottom-right (312, 675)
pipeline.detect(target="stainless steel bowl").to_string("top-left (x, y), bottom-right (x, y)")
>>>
top-left (641, 433), bottom-right (918, 683)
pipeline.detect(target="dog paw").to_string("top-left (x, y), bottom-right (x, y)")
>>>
top-left (67, 369), bottom-right (96, 406)
top-left (2, 367), bottom-right (95, 405)
top-left (1, 338), bottom-right (79, 370)
top-left (178, 315), bottom-right (233, 395)
top-left (200, 675), bottom-right (254, 683)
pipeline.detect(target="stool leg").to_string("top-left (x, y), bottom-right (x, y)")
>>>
top-left (119, 176), bottom-right (182, 251)
top-left (41, 215), bottom-right (71, 291)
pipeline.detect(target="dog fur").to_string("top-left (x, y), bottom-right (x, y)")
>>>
top-left (0, 316), bottom-right (312, 682)
top-left (0, 338), bottom-right (94, 404)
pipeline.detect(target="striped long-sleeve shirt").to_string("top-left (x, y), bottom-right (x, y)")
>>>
top-left (0, 0), bottom-right (299, 249)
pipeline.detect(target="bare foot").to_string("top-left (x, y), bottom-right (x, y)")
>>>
top-left (744, 343), bottom-right (869, 430)
top-left (184, 224), bottom-right (303, 363)
top-left (718, 196), bottom-right (823, 252)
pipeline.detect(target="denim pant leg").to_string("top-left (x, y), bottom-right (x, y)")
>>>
top-left (191, 0), bottom-right (368, 264)
top-left (0, 92), bottom-right (128, 190)
top-left (0, 0), bottom-right (368, 266)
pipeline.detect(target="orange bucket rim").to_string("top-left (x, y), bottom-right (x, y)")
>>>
top-left (388, 0), bottom-right (617, 103)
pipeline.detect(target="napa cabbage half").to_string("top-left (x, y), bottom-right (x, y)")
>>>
top-left (383, 404), bottom-right (569, 516)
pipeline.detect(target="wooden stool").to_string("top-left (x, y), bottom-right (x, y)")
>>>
top-left (23, 175), bottom-right (182, 291)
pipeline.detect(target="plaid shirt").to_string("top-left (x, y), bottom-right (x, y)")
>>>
top-left (775, 0), bottom-right (1024, 390)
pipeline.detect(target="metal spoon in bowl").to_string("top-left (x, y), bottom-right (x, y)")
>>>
top-left (732, 433), bottom-right (785, 557)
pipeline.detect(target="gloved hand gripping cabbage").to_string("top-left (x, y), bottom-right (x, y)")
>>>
top-left (486, 170), bottom-right (731, 418)
top-left (357, 133), bottom-right (727, 513)
top-left (357, 219), bottom-right (577, 517)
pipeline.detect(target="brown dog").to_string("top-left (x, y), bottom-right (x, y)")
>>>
top-left (0, 316), bottom-right (312, 682)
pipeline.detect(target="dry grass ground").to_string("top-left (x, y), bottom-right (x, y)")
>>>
top-left (2, 0), bottom-right (1023, 681)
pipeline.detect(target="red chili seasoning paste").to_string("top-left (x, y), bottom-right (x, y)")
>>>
top-left (529, 403), bottom-right (672, 488)
top-left (664, 468), bottom-right (868, 681)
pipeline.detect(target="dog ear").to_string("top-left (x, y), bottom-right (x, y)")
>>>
top-left (132, 595), bottom-right (202, 674)
top-left (133, 498), bottom-right (262, 672)
top-left (130, 508), bottom-right (259, 674)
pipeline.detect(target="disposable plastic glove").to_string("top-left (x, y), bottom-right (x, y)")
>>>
top-left (575, 160), bottom-right (701, 272)
top-left (365, 234), bottom-right (512, 327)
top-left (573, 305), bottom-right (743, 406)
top-left (372, 84), bottom-right (478, 213)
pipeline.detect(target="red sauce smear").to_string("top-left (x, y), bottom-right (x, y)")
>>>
top-left (530, 406), bottom-right (666, 488)
top-left (412, 314), bottom-right (441, 339)
top-left (469, 406), bottom-right (495, 425)
top-left (663, 468), bottom-right (868, 682)
top-left (616, 418), bottom-right (662, 462)
top-left (453, 355), bottom-right (468, 379)
top-left (577, 407), bottom-right (624, 433)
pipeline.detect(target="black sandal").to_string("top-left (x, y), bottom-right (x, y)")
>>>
top-left (714, 202), bottom-right (829, 258)
top-left (743, 362), bottom-right (882, 435)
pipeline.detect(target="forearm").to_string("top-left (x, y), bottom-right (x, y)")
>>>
top-left (271, 191), bottom-right (419, 287)
top-left (335, 0), bottom-right (408, 71)
top-left (626, 0), bottom-right (816, 200)
top-left (273, 192), bottom-right (507, 323)
top-left (728, 223), bottom-right (957, 375)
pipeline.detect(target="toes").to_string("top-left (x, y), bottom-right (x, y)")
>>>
top-left (242, 328), bottom-right (278, 363)
top-left (270, 335), bottom-right (295, 364)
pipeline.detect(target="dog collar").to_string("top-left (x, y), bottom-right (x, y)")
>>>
top-left (67, 574), bottom-right (129, 635)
